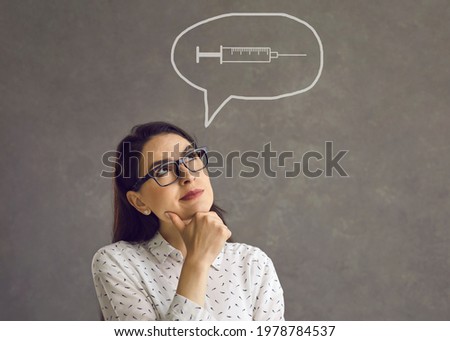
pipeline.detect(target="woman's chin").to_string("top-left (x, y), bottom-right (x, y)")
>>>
top-left (178, 201), bottom-right (212, 218)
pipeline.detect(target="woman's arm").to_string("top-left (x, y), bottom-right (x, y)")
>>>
top-left (165, 211), bottom-right (231, 308)
top-left (175, 257), bottom-right (209, 307)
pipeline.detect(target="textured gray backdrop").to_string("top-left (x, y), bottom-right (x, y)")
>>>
top-left (1, 0), bottom-right (449, 320)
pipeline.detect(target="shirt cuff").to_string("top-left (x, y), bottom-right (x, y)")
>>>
top-left (165, 293), bottom-right (212, 321)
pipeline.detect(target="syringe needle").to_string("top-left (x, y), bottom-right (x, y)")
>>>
top-left (277, 53), bottom-right (307, 57)
top-left (269, 51), bottom-right (307, 60)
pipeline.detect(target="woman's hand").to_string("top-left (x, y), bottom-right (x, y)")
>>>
top-left (165, 211), bottom-right (231, 268)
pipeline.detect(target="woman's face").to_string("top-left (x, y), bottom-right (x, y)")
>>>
top-left (126, 133), bottom-right (214, 224)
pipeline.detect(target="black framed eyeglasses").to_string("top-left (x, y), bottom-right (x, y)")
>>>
top-left (130, 147), bottom-right (209, 191)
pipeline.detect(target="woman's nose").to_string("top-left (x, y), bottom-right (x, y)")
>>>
top-left (178, 162), bottom-right (195, 184)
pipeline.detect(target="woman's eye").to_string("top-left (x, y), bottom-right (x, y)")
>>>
top-left (185, 151), bottom-right (198, 160)
top-left (155, 166), bottom-right (169, 176)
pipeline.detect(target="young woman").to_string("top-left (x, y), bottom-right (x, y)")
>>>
top-left (91, 121), bottom-right (285, 320)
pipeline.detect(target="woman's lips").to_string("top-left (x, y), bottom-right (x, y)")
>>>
top-left (180, 189), bottom-right (204, 201)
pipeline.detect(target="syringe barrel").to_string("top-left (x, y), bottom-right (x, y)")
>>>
top-left (221, 47), bottom-right (272, 63)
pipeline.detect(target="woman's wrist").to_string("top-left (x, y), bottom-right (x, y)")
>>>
top-left (183, 254), bottom-right (211, 272)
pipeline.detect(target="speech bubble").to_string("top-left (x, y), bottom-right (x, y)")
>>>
top-left (171, 13), bottom-right (323, 128)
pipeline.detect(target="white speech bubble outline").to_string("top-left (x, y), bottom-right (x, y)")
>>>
top-left (171, 13), bottom-right (324, 128)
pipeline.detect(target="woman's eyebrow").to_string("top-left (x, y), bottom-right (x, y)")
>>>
top-left (147, 143), bottom-right (195, 170)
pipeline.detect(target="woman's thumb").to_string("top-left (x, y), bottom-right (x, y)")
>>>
top-left (165, 212), bottom-right (186, 232)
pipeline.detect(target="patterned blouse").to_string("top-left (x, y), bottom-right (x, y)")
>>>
top-left (91, 230), bottom-right (285, 320)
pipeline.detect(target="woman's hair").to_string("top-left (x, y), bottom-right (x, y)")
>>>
top-left (112, 121), bottom-right (227, 243)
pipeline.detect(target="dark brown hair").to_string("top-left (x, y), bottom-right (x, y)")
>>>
top-left (112, 121), bottom-right (227, 243)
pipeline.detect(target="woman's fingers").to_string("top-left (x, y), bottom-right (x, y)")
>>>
top-left (168, 210), bottom-right (230, 242)
top-left (165, 211), bottom-right (186, 232)
top-left (195, 211), bottom-right (223, 225)
top-left (165, 210), bottom-right (231, 267)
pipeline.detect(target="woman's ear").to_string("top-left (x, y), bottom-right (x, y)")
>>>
top-left (126, 191), bottom-right (152, 215)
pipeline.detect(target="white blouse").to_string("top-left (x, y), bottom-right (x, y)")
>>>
top-left (91, 230), bottom-right (285, 321)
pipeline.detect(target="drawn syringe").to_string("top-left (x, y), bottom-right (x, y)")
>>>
top-left (196, 45), bottom-right (307, 64)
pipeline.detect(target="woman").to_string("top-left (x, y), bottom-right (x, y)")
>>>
top-left (91, 121), bottom-right (285, 320)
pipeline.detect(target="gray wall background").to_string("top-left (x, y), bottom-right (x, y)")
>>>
top-left (1, 0), bottom-right (449, 320)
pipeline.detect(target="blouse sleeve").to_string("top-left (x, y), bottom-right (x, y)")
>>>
top-left (91, 248), bottom-right (214, 321)
top-left (164, 294), bottom-right (214, 321)
top-left (252, 252), bottom-right (285, 321)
